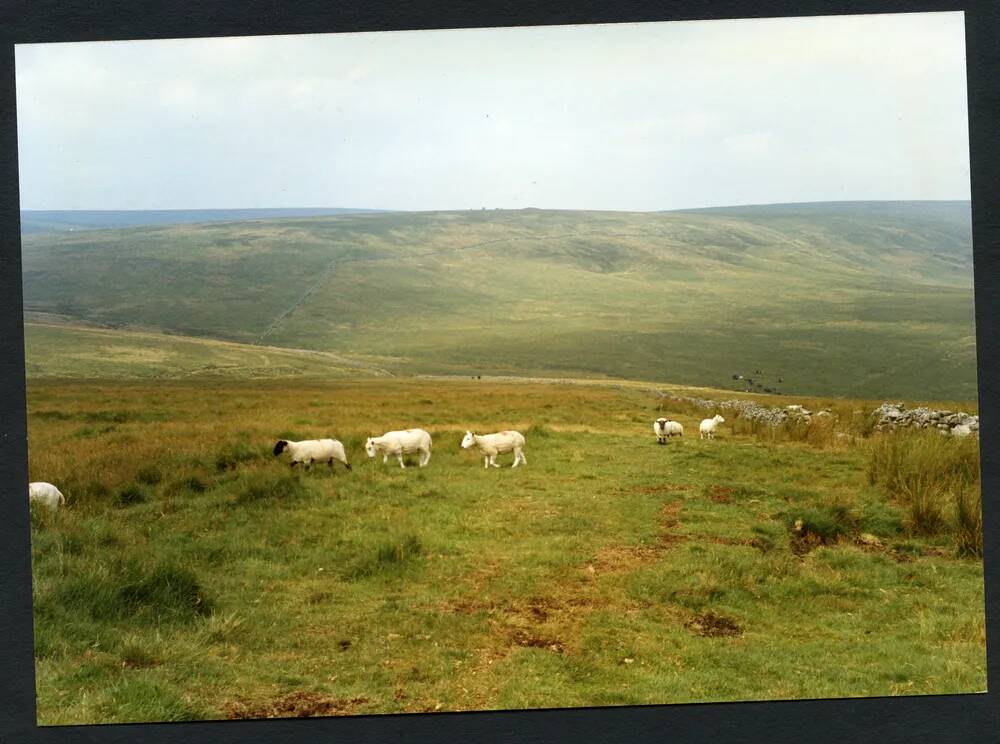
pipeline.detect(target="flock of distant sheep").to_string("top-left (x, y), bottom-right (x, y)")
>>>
top-left (28, 415), bottom-right (730, 512)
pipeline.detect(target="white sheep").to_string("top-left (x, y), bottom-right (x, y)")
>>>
top-left (653, 418), bottom-right (683, 444)
top-left (365, 429), bottom-right (432, 468)
top-left (461, 430), bottom-right (527, 468)
top-left (699, 414), bottom-right (725, 440)
top-left (29, 481), bottom-right (65, 510)
top-left (273, 439), bottom-right (351, 470)
top-left (951, 424), bottom-right (973, 438)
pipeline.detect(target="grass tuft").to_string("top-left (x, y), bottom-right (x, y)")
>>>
top-left (234, 474), bottom-right (308, 505)
top-left (114, 485), bottom-right (147, 508)
top-left (215, 441), bottom-right (262, 472)
top-left (117, 563), bottom-right (213, 621)
top-left (346, 534), bottom-right (425, 580)
top-left (953, 481), bottom-right (983, 558)
top-left (135, 466), bottom-right (163, 485)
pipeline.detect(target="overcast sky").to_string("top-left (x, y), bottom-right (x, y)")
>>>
top-left (15, 12), bottom-right (970, 212)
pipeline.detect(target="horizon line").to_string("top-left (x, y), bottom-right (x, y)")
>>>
top-left (20, 198), bottom-right (974, 215)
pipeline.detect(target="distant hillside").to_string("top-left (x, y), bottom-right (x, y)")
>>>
top-left (20, 208), bottom-right (384, 234)
top-left (20, 203), bottom-right (977, 399)
top-left (23, 316), bottom-right (392, 380)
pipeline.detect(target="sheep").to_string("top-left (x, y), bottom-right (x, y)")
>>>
top-left (461, 430), bottom-right (527, 468)
top-left (653, 418), bottom-right (683, 444)
top-left (365, 428), bottom-right (432, 468)
top-left (951, 424), bottom-right (973, 438)
top-left (29, 481), bottom-right (65, 510)
top-left (699, 414), bottom-right (725, 440)
top-left (273, 439), bottom-right (351, 470)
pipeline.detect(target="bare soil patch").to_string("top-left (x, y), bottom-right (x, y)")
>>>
top-left (685, 611), bottom-right (743, 638)
top-left (223, 692), bottom-right (369, 719)
top-left (506, 628), bottom-right (566, 653)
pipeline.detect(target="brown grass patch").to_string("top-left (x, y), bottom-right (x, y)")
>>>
top-left (586, 501), bottom-right (687, 573)
top-left (704, 485), bottom-right (735, 503)
top-left (630, 483), bottom-right (692, 495)
top-left (223, 692), bottom-right (369, 719)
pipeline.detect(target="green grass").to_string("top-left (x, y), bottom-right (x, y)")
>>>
top-left (23, 319), bottom-right (390, 380)
top-left (20, 203), bottom-right (976, 399)
top-left (27, 378), bottom-right (985, 724)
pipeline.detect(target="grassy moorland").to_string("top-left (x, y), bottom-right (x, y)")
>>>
top-left (22, 316), bottom-right (393, 380)
top-left (20, 202), bottom-right (976, 399)
top-left (27, 378), bottom-right (985, 724)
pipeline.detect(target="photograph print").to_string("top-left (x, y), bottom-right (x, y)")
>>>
top-left (16, 10), bottom-right (984, 725)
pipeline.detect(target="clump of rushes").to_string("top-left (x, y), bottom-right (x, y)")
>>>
top-left (866, 430), bottom-right (981, 550)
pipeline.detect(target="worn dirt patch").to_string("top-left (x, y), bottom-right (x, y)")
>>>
top-left (685, 611), bottom-right (743, 638)
top-left (704, 485), bottom-right (735, 503)
top-left (853, 536), bottom-right (917, 563)
top-left (630, 483), bottom-right (692, 495)
top-left (507, 628), bottom-right (566, 653)
top-left (586, 501), bottom-right (687, 573)
top-left (707, 535), bottom-right (767, 550)
top-left (223, 692), bottom-right (369, 719)
top-left (790, 532), bottom-right (829, 556)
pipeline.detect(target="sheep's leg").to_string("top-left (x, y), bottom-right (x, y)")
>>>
top-left (519, 451), bottom-right (527, 466)
top-left (511, 449), bottom-right (520, 468)
top-left (483, 456), bottom-right (489, 468)
top-left (397, 453), bottom-right (406, 469)
top-left (419, 450), bottom-right (430, 467)
top-left (490, 454), bottom-right (500, 468)
top-left (383, 454), bottom-right (389, 464)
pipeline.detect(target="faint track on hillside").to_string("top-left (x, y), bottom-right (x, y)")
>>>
top-left (251, 232), bottom-right (597, 347)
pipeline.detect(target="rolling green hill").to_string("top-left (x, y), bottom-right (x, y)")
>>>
top-left (22, 316), bottom-right (393, 380)
top-left (19, 208), bottom-right (384, 234)
top-left (20, 202), bottom-right (977, 399)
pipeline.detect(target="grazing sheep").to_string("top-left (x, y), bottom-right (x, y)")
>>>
top-left (951, 424), bottom-right (973, 438)
top-left (654, 418), bottom-right (683, 444)
top-left (365, 429), bottom-right (433, 468)
top-left (461, 430), bottom-right (527, 468)
top-left (273, 439), bottom-right (351, 470)
top-left (699, 414), bottom-right (725, 440)
top-left (29, 481), bottom-right (65, 510)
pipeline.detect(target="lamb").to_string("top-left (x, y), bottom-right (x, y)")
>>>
top-left (699, 414), bottom-right (725, 440)
top-left (653, 418), bottom-right (683, 444)
top-left (365, 429), bottom-right (433, 468)
top-left (29, 481), bottom-right (65, 510)
top-left (461, 430), bottom-right (527, 468)
top-left (273, 439), bottom-right (351, 470)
